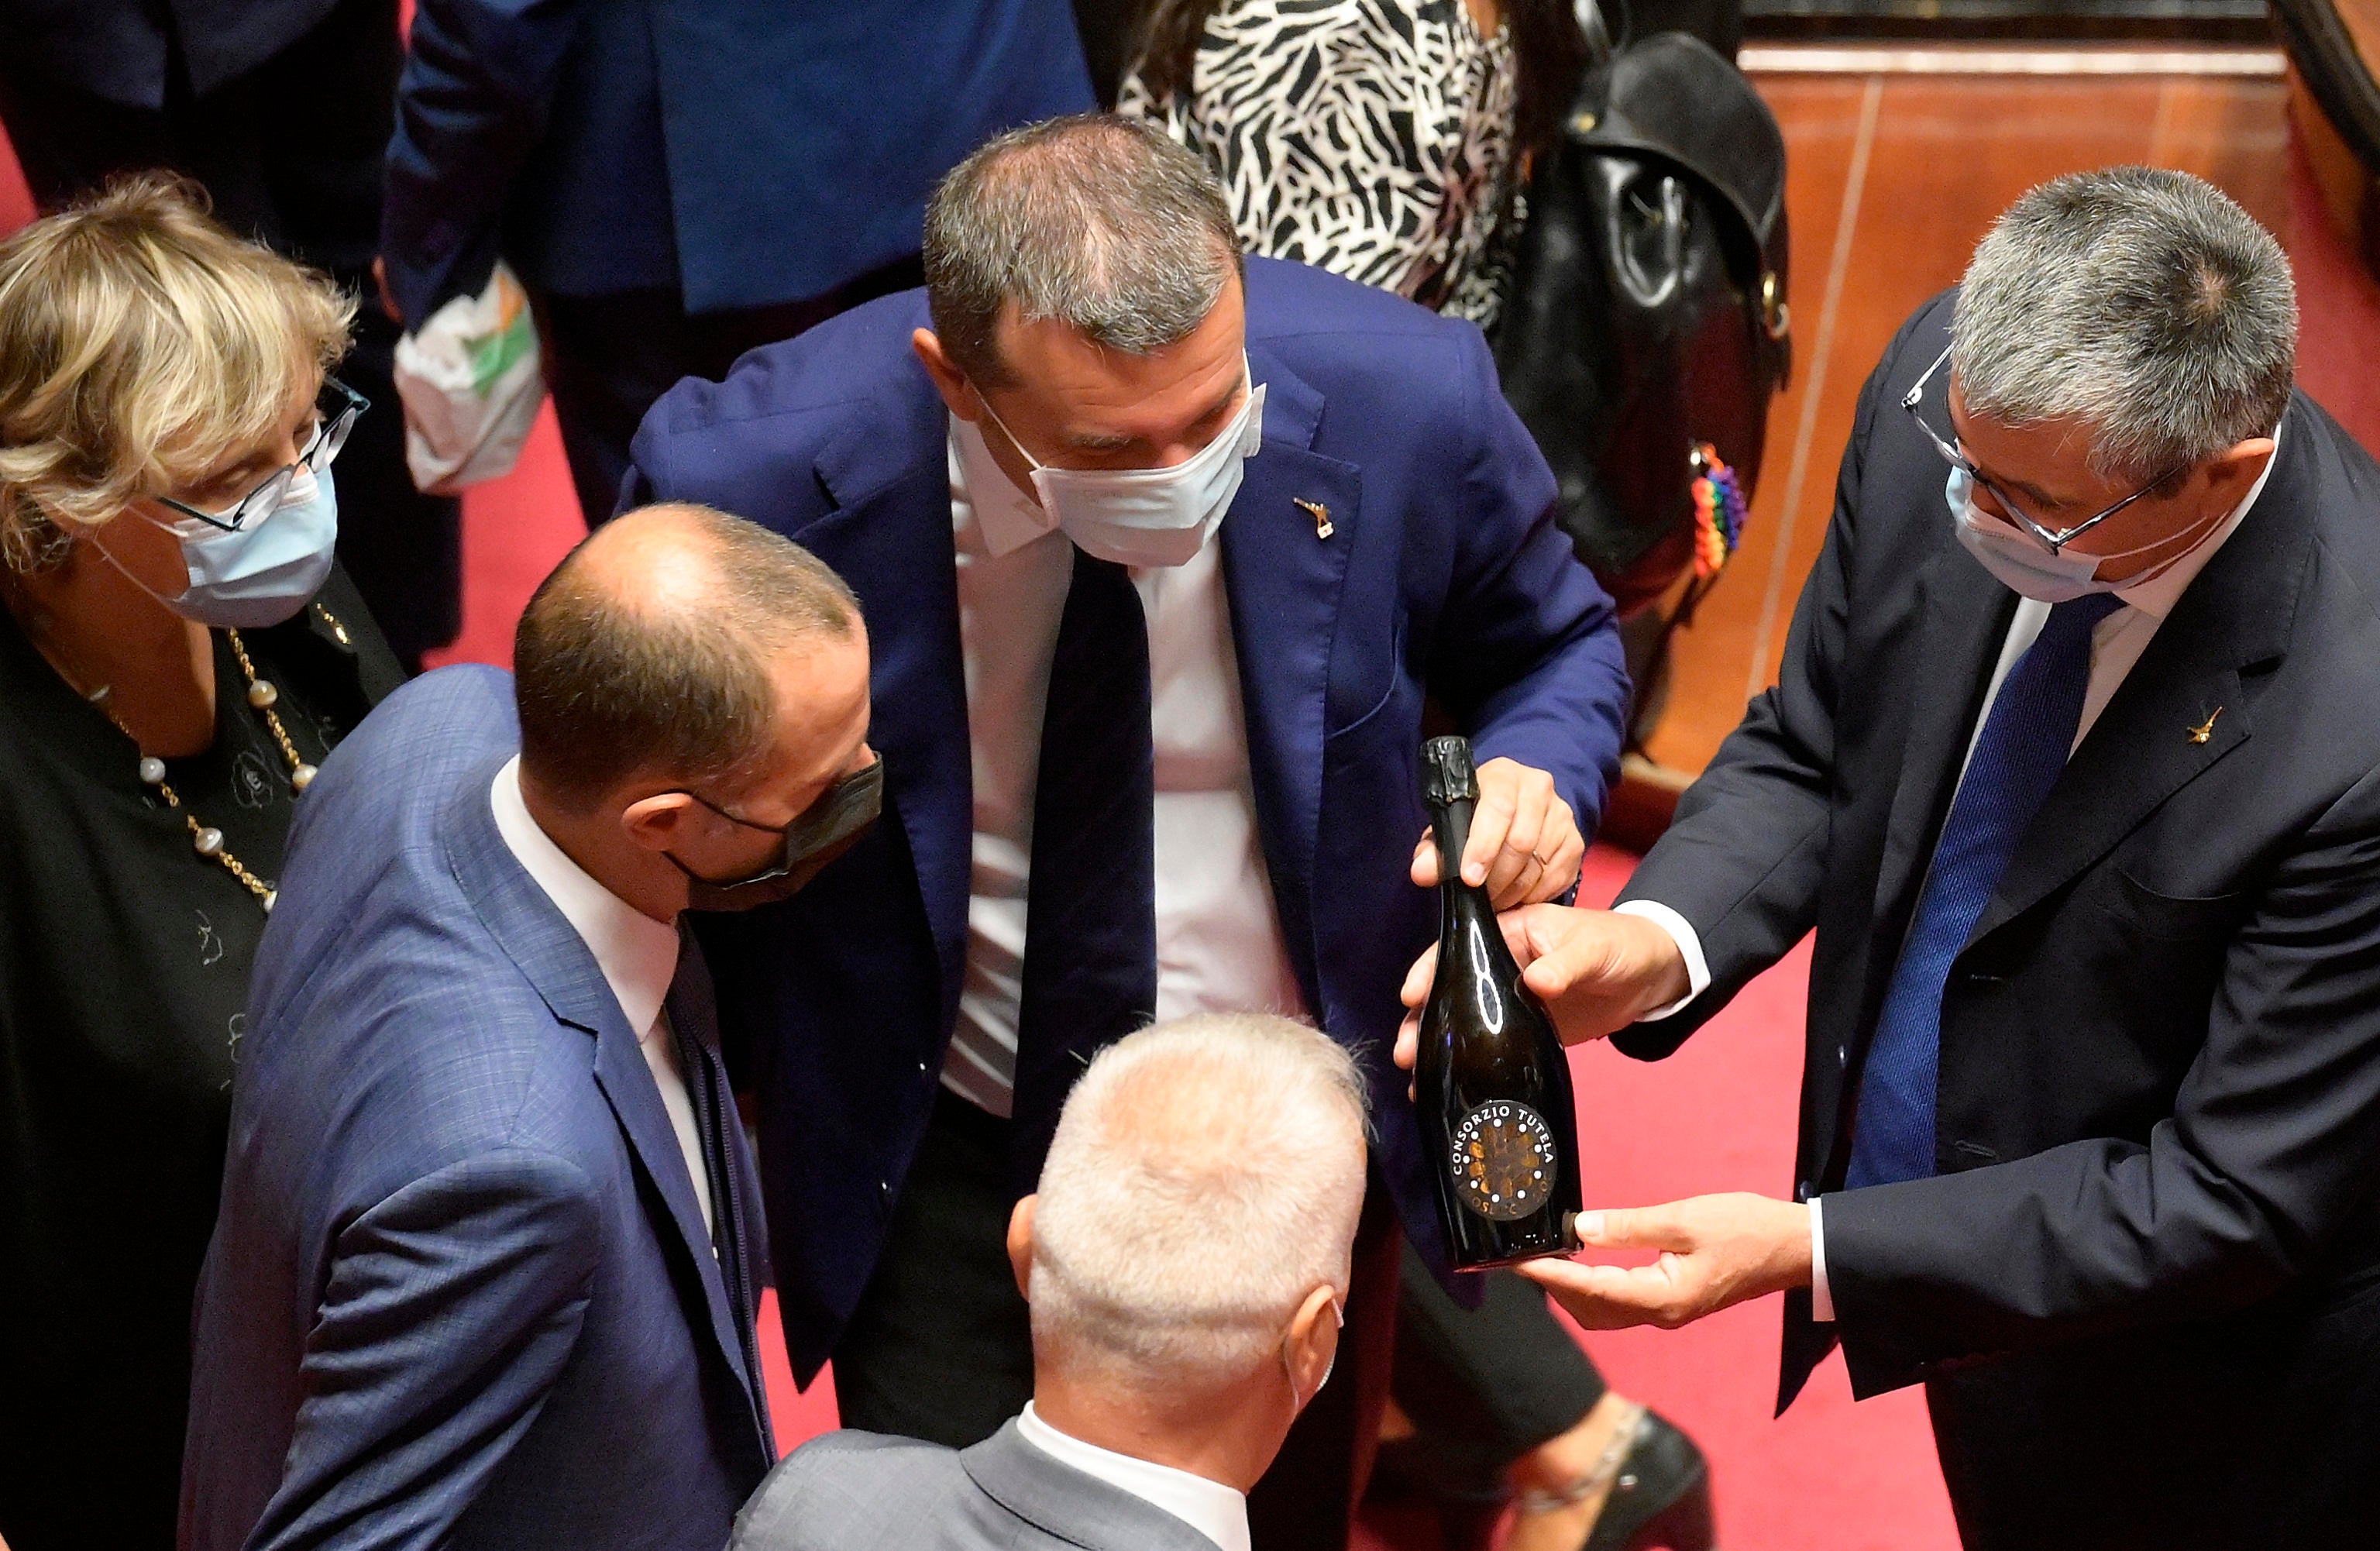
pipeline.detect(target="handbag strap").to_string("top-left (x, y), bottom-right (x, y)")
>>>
top-left (1575, 0), bottom-right (1615, 66)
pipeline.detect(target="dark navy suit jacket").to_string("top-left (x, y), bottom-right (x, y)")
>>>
top-left (624, 256), bottom-right (1631, 1379)
top-left (380, 0), bottom-right (1095, 325)
top-left (181, 666), bottom-right (772, 1551)
top-left (0, 0), bottom-right (335, 108)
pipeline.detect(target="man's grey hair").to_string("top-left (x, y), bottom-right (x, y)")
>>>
top-left (923, 113), bottom-right (1243, 387)
top-left (1952, 166), bottom-right (2296, 484)
top-left (1027, 1014), bottom-right (1368, 1394)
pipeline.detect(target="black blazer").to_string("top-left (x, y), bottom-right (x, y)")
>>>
top-left (1618, 293), bottom-right (2380, 1537)
top-left (0, 0), bottom-right (336, 109)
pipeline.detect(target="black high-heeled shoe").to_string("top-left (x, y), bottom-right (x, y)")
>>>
top-left (1516, 1405), bottom-right (1716, 1551)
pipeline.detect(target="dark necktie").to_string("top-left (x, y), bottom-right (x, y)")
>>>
top-left (1846, 590), bottom-right (2126, 1188)
top-left (1009, 546), bottom-right (1158, 1185)
top-left (666, 931), bottom-right (769, 1428)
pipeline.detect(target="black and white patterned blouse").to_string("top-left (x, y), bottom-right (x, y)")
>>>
top-left (1119, 0), bottom-right (1522, 328)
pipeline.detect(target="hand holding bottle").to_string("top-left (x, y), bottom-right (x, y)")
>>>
top-left (1408, 755), bottom-right (1585, 906)
top-left (1395, 905), bottom-right (1693, 1075)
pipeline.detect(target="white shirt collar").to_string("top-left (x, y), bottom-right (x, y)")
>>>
top-left (2111, 416), bottom-right (2282, 622)
top-left (489, 755), bottom-right (681, 1037)
top-left (951, 414), bottom-right (1061, 559)
top-left (1014, 1403), bottom-right (1250, 1551)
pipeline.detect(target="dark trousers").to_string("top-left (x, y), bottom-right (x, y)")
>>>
top-left (1388, 1245), bottom-right (1608, 1501)
top-left (536, 253), bottom-right (924, 529)
top-left (835, 1088), bottom-right (1403, 1551)
top-left (0, 0), bottom-right (462, 669)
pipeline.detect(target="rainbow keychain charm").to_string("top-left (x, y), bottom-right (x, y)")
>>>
top-left (1690, 442), bottom-right (1748, 581)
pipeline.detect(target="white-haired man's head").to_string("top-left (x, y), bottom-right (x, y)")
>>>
top-left (1007, 1013), bottom-right (1368, 1419)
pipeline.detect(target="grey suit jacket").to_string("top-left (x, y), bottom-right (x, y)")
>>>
top-left (731, 1422), bottom-right (1225, 1551)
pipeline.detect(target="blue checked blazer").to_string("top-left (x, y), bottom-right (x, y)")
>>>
top-left (181, 665), bottom-right (772, 1551)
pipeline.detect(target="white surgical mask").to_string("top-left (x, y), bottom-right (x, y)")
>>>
top-left (101, 465), bottom-right (341, 628)
top-left (1949, 466), bottom-right (2213, 604)
top-left (977, 365), bottom-right (1265, 569)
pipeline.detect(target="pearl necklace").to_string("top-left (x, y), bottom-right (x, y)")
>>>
top-left (95, 609), bottom-right (343, 915)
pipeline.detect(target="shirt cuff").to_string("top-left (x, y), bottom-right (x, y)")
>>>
top-left (1809, 1197), bottom-right (1834, 1322)
top-left (1611, 900), bottom-right (1711, 1022)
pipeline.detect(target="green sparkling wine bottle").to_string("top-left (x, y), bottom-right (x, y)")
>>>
top-left (1414, 736), bottom-right (1584, 1269)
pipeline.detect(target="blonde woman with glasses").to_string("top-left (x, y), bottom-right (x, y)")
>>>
top-left (0, 175), bottom-right (402, 1551)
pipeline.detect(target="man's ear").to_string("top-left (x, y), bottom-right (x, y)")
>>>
top-left (619, 790), bottom-right (702, 855)
top-left (912, 329), bottom-right (975, 421)
top-left (1284, 1284), bottom-right (1342, 1401)
top-left (2199, 435), bottom-right (2278, 511)
top-left (1006, 1195), bottom-right (1037, 1302)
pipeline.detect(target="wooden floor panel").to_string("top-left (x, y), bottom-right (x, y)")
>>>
top-left (1644, 70), bottom-right (2290, 774)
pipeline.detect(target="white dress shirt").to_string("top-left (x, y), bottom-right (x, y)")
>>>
top-left (939, 415), bottom-right (1305, 1115)
top-left (1622, 432), bottom-right (2280, 1320)
top-left (1016, 1402), bottom-right (1251, 1551)
top-left (490, 756), bottom-right (714, 1245)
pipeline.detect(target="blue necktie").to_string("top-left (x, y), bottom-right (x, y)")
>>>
top-left (1845, 590), bottom-right (2124, 1188)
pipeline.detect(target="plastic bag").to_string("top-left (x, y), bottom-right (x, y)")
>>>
top-left (392, 261), bottom-right (543, 495)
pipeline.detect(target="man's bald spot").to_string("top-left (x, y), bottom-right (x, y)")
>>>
top-left (557, 503), bottom-right (786, 634)
top-left (512, 502), bottom-right (861, 810)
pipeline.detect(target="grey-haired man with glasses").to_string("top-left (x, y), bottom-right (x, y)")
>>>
top-left (1396, 167), bottom-right (2380, 1549)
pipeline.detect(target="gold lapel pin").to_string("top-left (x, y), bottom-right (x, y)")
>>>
top-left (2187, 707), bottom-right (2223, 745)
top-left (1293, 497), bottom-right (1334, 539)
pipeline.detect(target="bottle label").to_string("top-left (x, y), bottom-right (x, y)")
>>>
top-left (1448, 1101), bottom-right (1560, 1222)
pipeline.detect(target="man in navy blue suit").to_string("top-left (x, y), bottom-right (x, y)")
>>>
top-left (380, 0), bottom-right (1096, 525)
top-left (182, 504), bottom-right (881, 1551)
top-left (625, 115), bottom-right (1630, 1549)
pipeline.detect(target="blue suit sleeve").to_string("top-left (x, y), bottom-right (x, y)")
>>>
top-left (380, 0), bottom-right (588, 328)
top-left (242, 1149), bottom-right (604, 1551)
top-left (1431, 324), bottom-right (1630, 836)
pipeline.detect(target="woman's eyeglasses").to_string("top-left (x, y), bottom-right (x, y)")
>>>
top-left (1900, 346), bottom-right (2178, 553)
top-left (154, 378), bottom-right (369, 534)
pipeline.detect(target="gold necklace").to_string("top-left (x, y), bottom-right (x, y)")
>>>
top-left (95, 610), bottom-right (339, 915)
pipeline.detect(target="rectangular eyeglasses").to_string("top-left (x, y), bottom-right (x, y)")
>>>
top-left (1900, 345), bottom-right (2178, 553)
top-left (154, 377), bottom-right (369, 534)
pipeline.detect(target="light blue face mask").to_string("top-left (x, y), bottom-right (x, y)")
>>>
top-left (1948, 466), bottom-right (2111, 603)
top-left (107, 465), bottom-right (341, 628)
top-left (1948, 464), bottom-right (2220, 604)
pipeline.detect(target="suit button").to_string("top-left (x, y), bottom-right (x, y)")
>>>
top-left (879, 1179), bottom-right (893, 1204)
top-left (1794, 1181), bottom-right (1812, 1202)
top-left (917, 1061), bottom-right (930, 1077)
top-left (1836, 1044), bottom-right (1849, 1067)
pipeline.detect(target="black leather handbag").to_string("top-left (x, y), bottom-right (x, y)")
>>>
top-left (1492, 13), bottom-right (1790, 655)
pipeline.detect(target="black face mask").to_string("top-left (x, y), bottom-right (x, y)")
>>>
top-left (666, 756), bottom-right (882, 911)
